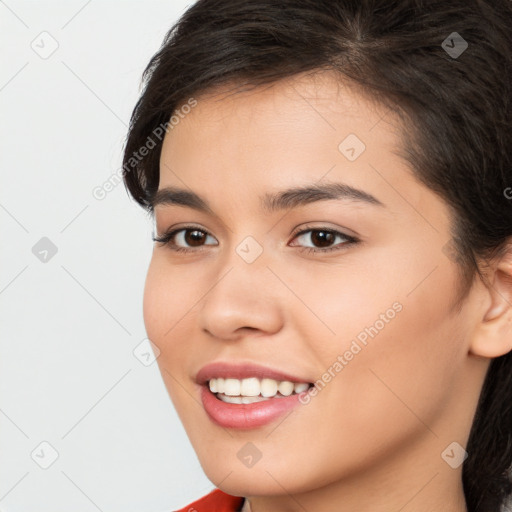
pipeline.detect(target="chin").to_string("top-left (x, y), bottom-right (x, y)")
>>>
top-left (200, 454), bottom-right (328, 497)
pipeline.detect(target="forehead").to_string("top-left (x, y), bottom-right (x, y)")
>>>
top-left (155, 72), bottom-right (448, 230)
top-left (159, 72), bottom-right (403, 179)
top-left (169, 72), bottom-right (398, 140)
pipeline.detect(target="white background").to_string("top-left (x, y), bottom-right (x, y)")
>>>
top-left (0, 1), bottom-right (214, 511)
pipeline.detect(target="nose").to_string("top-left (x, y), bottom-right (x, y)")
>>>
top-left (198, 254), bottom-right (285, 341)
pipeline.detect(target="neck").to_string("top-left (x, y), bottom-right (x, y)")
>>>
top-left (242, 433), bottom-right (469, 512)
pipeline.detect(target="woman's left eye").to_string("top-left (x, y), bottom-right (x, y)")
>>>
top-left (290, 227), bottom-right (359, 254)
top-left (152, 226), bottom-right (359, 254)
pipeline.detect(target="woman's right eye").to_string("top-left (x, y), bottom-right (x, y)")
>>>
top-left (152, 226), bottom-right (218, 253)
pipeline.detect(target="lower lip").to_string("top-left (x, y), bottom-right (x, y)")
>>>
top-left (200, 385), bottom-right (306, 429)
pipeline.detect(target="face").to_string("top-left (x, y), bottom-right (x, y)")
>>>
top-left (143, 73), bottom-right (487, 499)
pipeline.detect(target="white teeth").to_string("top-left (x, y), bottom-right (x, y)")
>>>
top-left (218, 395), bottom-right (270, 404)
top-left (278, 381), bottom-right (294, 396)
top-left (219, 395), bottom-right (243, 404)
top-left (260, 378), bottom-right (278, 397)
top-left (208, 377), bottom-right (310, 399)
top-left (240, 377), bottom-right (260, 396)
top-left (224, 378), bottom-right (241, 396)
top-left (294, 382), bottom-right (309, 393)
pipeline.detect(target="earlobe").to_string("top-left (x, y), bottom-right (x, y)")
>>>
top-left (469, 243), bottom-right (512, 359)
top-left (470, 310), bottom-right (512, 358)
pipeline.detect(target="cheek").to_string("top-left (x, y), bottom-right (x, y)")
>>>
top-left (142, 262), bottom-right (167, 343)
top-left (142, 259), bottom-right (198, 411)
top-left (290, 249), bottom-right (464, 428)
top-left (325, 273), bottom-right (463, 437)
top-left (274, 253), bottom-right (400, 364)
top-left (142, 257), bottom-right (196, 342)
top-left (142, 256), bottom-right (213, 400)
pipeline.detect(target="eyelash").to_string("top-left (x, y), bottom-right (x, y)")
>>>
top-left (152, 224), bottom-right (359, 255)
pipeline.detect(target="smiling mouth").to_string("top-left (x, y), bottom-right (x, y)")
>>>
top-left (208, 377), bottom-right (313, 404)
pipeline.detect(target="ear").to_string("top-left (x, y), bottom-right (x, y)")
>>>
top-left (469, 241), bottom-right (512, 358)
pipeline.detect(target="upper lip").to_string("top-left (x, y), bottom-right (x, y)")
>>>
top-left (195, 362), bottom-right (313, 385)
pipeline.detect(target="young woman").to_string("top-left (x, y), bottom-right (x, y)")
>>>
top-left (121, 1), bottom-right (512, 511)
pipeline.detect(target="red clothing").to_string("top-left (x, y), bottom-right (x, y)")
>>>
top-left (174, 488), bottom-right (245, 512)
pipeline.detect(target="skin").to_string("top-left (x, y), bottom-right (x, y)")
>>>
top-left (143, 72), bottom-right (512, 512)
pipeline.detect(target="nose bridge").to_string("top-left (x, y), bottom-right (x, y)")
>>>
top-left (198, 232), bottom-right (283, 339)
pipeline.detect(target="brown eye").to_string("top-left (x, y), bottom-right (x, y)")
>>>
top-left (309, 230), bottom-right (336, 248)
top-left (183, 229), bottom-right (208, 247)
top-left (152, 226), bottom-right (218, 252)
top-left (290, 227), bottom-right (359, 254)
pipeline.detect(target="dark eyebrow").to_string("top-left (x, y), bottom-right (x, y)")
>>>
top-left (150, 182), bottom-right (385, 215)
top-left (261, 182), bottom-right (385, 213)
